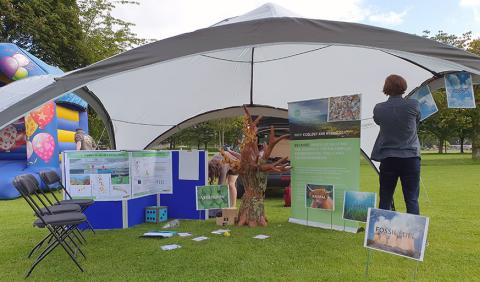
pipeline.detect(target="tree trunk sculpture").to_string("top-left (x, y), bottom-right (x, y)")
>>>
top-left (221, 106), bottom-right (290, 227)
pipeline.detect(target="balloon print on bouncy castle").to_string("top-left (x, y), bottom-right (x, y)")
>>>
top-left (31, 133), bottom-right (55, 163)
top-left (30, 102), bottom-right (55, 129)
top-left (26, 140), bottom-right (33, 159)
top-left (0, 53), bottom-right (30, 81)
top-left (25, 115), bottom-right (38, 137)
top-left (0, 125), bottom-right (18, 151)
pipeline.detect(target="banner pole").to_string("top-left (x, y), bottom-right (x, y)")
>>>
top-left (364, 249), bottom-right (371, 281)
top-left (420, 177), bottom-right (430, 204)
top-left (413, 261), bottom-right (420, 282)
top-left (306, 207), bottom-right (309, 227)
top-left (330, 210), bottom-right (333, 230)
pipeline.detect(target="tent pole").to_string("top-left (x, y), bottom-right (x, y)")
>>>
top-left (250, 47), bottom-right (255, 106)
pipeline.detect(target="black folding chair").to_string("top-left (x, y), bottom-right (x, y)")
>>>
top-left (39, 170), bottom-right (96, 233)
top-left (21, 174), bottom-right (87, 259)
top-left (13, 175), bottom-right (87, 278)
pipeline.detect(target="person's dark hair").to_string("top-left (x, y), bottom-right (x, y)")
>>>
top-left (383, 74), bottom-right (407, 96)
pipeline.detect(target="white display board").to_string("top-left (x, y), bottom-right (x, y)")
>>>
top-left (63, 150), bottom-right (174, 201)
top-left (130, 151), bottom-right (173, 196)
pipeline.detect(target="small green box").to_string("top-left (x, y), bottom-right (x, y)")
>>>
top-left (145, 206), bottom-right (168, 223)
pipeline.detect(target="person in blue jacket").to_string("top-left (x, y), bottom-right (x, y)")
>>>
top-left (371, 74), bottom-right (421, 215)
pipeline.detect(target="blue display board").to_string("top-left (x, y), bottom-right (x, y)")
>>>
top-left (76, 150), bottom-right (207, 229)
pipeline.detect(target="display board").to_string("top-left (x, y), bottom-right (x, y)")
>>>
top-left (288, 94), bottom-right (361, 232)
top-left (131, 151), bottom-right (173, 197)
top-left (63, 150), bottom-right (173, 201)
top-left (409, 85), bottom-right (438, 121)
top-left (64, 151), bottom-right (131, 200)
top-left (364, 208), bottom-right (429, 261)
top-left (445, 72), bottom-right (476, 109)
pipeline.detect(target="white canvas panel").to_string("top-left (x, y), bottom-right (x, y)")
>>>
top-left (88, 53), bottom-right (251, 130)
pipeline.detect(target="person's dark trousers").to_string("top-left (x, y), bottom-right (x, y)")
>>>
top-left (378, 157), bottom-right (421, 215)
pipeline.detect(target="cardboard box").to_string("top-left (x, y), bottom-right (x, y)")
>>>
top-left (216, 207), bottom-right (238, 226)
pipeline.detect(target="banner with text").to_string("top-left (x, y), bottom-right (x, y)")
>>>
top-left (288, 94), bottom-right (361, 232)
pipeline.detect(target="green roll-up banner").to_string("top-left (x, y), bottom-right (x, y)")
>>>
top-left (288, 94), bottom-right (361, 233)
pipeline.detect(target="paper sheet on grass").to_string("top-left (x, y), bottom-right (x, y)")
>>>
top-left (161, 244), bottom-right (181, 251)
top-left (211, 229), bottom-right (230, 234)
top-left (142, 231), bottom-right (176, 238)
top-left (192, 236), bottom-right (209, 241)
top-left (178, 232), bottom-right (192, 237)
top-left (253, 235), bottom-right (270, 239)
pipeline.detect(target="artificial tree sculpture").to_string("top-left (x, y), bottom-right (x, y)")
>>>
top-left (221, 106), bottom-right (290, 227)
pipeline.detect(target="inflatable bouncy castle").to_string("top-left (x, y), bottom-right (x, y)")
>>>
top-left (0, 43), bottom-right (89, 199)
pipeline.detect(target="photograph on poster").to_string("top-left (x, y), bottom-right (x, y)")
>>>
top-left (305, 184), bottom-right (335, 211)
top-left (409, 85), bottom-right (438, 121)
top-left (289, 97), bottom-right (360, 140)
top-left (196, 185), bottom-right (230, 210)
top-left (342, 191), bottom-right (376, 222)
top-left (364, 208), bottom-right (429, 261)
top-left (328, 94), bottom-right (361, 122)
top-left (70, 174), bottom-right (90, 185)
top-left (445, 72), bottom-right (476, 108)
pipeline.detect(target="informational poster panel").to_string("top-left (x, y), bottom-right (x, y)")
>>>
top-left (445, 72), bottom-right (476, 109)
top-left (364, 208), bottom-right (429, 261)
top-left (342, 191), bottom-right (376, 222)
top-left (409, 85), bottom-right (438, 121)
top-left (288, 94), bottom-right (361, 232)
top-left (195, 185), bottom-right (230, 210)
top-left (64, 151), bottom-right (131, 200)
top-left (130, 151), bottom-right (173, 197)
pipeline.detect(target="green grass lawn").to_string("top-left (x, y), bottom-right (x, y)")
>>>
top-left (1, 153), bottom-right (479, 281)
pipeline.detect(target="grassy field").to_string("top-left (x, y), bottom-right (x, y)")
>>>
top-left (0, 153), bottom-right (479, 281)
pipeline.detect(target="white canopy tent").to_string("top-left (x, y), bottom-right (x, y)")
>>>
top-left (1, 3), bottom-right (479, 168)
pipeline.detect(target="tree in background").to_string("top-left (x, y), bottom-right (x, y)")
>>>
top-left (78, 0), bottom-right (148, 64)
top-left (467, 40), bottom-right (480, 159)
top-left (0, 0), bottom-right (86, 70)
top-left (422, 31), bottom-right (480, 159)
top-left (420, 90), bottom-right (457, 153)
top-left (1, 0), bottom-right (148, 148)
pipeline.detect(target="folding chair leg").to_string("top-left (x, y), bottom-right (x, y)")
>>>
top-left (75, 228), bottom-right (87, 244)
top-left (66, 235), bottom-right (86, 259)
top-left (85, 219), bottom-right (96, 234)
top-left (26, 226), bottom-right (84, 278)
top-left (27, 233), bottom-right (53, 258)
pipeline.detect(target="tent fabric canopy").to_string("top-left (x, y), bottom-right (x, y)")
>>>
top-left (1, 3), bottom-right (480, 166)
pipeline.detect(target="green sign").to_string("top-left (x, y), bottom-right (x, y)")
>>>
top-left (195, 185), bottom-right (230, 210)
top-left (288, 95), bottom-right (361, 232)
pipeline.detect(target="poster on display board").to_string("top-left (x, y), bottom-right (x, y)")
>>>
top-left (130, 151), bottom-right (173, 197)
top-left (63, 151), bottom-right (131, 200)
top-left (409, 85), bottom-right (438, 121)
top-left (342, 191), bottom-right (376, 223)
top-left (195, 185), bottom-right (230, 210)
top-left (445, 72), bottom-right (476, 109)
top-left (288, 94), bottom-right (361, 232)
top-left (305, 184), bottom-right (335, 211)
top-left (364, 208), bottom-right (429, 261)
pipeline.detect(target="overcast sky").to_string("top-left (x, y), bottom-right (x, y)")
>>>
top-left (112, 0), bottom-right (480, 40)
